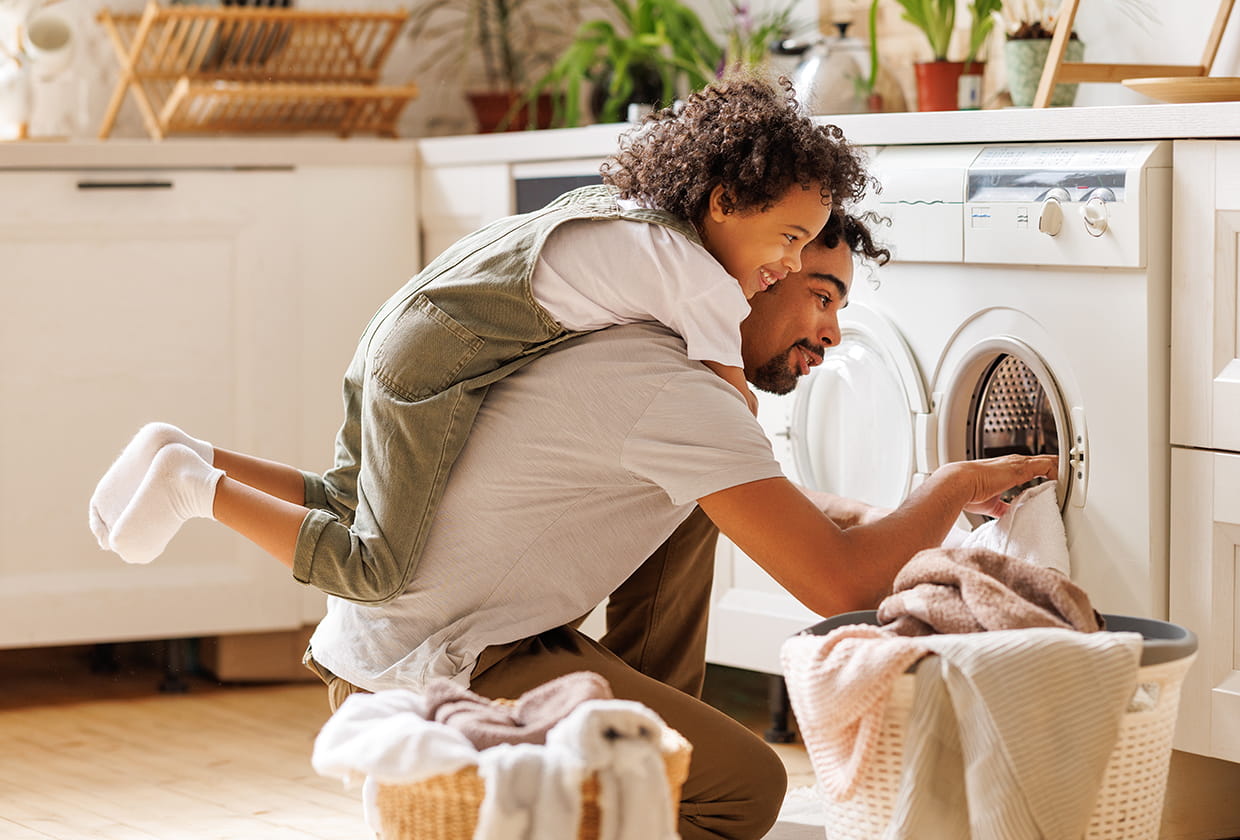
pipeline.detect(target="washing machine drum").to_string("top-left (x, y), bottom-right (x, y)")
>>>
top-left (945, 340), bottom-right (1075, 509)
top-left (968, 354), bottom-right (1061, 461)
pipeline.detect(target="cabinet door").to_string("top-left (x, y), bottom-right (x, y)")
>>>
top-left (1170, 447), bottom-right (1240, 762)
top-left (0, 169), bottom-right (305, 647)
top-left (419, 163), bottom-right (512, 264)
top-left (1171, 141), bottom-right (1240, 451)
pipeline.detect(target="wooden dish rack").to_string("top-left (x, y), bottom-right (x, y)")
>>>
top-left (96, 2), bottom-right (419, 139)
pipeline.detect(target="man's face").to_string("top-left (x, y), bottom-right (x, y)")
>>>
top-left (739, 237), bottom-right (854, 394)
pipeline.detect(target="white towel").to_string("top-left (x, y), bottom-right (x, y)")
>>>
top-left (960, 481), bottom-right (1071, 576)
top-left (474, 741), bottom-right (585, 840)
top-left (474, 699), bottom-right (674, 840)
top-left (311, 689), bottom-right (478, 786)
top-left (549, 700), bottom-right (678, 840)
top-left (886, 628), bottom-right (1143, 840)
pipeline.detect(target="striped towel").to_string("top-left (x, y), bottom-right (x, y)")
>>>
top-left (887, 628), bottom-right (1142, 840)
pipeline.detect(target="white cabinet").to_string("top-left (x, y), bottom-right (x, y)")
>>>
top-left (419, 162), bottom-right (513, 264)
top-left (1170, 140), bottom-right (1240, 762)
top-left (1170, 449), bottom-right (1240, 761)
top-left (0, 162), bottom-right (418, 647)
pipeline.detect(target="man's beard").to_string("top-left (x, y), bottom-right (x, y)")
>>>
top-left (750, 351), bottom-right (799, 395)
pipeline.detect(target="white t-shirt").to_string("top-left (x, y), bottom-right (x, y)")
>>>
top-left (309, 323), bottom-right (783, 693)
top-left (531, 214), bottom-right (749, 368)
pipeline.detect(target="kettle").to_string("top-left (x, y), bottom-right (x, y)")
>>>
top-left (779, 22), bottom-right (871, 116)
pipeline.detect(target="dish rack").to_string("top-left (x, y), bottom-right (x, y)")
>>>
top-left (96, 1), bottom-right (419, 139)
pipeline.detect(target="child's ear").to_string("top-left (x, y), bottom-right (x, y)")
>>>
top-left (707, 184), bottom-right (732, 223)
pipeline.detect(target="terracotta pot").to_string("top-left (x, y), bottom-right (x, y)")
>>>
top-left (913, 60), bottom-right (968, 111)
top-left (466, 91), bottom-right (554, 133)
top-left (1004, 38), bottom-right (1085, 107)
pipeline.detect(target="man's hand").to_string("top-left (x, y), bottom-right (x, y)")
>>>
top-left (937, 454), bottom-right (1059, 519)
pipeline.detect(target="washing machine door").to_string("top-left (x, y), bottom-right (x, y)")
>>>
top-left (931, 314), bottom-right (1083, 516)
top-left (790, 303), bottom-right (930, 509)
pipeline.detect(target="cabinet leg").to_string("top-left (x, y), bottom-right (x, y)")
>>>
top-left (159, 638), bottom-right (194, 694)
top-left (764, 675), bottom-right (797, 743)
top-left (88, 642), bottom-right (121, 675)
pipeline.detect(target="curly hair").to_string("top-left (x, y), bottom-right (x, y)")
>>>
top-left (819, 210), bottom-right (891, 266)
top-left (600, 74), bottom-right (872, 230)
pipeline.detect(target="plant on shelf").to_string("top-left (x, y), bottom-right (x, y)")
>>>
top-left (891, 0), bottom-right (999, 110)
top-left (997, 0), bottom-right (1152, 106)
top-left (965, 0), bottom-right (1002, 64)
top-left (405, 0), bottom-right (600, 131)
top-left (526, 0), bottom-right (724, 128)
top-left (719, 0), bottom-right (801, 74)
top-left (852, 0), bottom-right (883, 111)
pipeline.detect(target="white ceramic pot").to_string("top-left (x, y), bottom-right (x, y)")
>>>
top-left (22, 7), bottom-right (75, 80)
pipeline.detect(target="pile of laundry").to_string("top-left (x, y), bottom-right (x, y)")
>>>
top-left (312, 671), bottom-right (678, 840)
top-left (782, 481), bottom-right (1146, 840)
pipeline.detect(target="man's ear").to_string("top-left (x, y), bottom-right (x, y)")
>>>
top-left (707, 184), bottom-right (732, 223)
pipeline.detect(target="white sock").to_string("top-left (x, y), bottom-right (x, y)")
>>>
top-left (108, 444), bottom-right (224, 565)
top-left (90, 422), bottom-right (213, 551)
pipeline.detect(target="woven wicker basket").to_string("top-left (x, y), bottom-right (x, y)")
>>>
top-left (374, 727), bottom-right (692, 840)
top-left (796, 612), bottom-right (1198, 840)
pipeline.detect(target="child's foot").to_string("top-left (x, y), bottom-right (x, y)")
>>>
top-left (90, 422), bottom-right (213, 550)
top-left (108, 444), bottom-right (224, 565)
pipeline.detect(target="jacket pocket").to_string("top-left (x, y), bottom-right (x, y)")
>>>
top-left (372, 295), bottom-right (484, 400)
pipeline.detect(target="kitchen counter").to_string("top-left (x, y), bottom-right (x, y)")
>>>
top-left (2, 102), bottom-right (1234, 169)
top-left (419, 101), bottom-right (1240, 166)
top-left (0, 137), bottom-right (418, 169)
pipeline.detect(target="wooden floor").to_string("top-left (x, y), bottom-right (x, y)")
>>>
top-left (0, 643), bottom-right (811, 840)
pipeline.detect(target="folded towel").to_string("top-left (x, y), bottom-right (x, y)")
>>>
top-left (424, 670), bottom-right (614, 750)
top-left (877, 547), bottom-right (1102, 636)
top-left (476, 699), bottom-right (675, 840)
top-left (960, 480), bottom-right (1070, 575)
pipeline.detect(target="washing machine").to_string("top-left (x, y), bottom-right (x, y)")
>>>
top-left (707, 141), bottom-right (1173, 676)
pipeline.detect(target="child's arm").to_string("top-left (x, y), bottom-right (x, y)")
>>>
top-left (703, 360), bottom-right (759, 416)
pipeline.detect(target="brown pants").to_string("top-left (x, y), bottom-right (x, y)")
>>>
top-left (306, 509), bottom-right (786, 840)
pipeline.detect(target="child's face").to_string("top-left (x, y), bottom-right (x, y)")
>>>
top-left (699, 183), bottom-right (833, 299)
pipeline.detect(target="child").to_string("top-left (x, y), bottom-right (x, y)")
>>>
top-left (89, 74), bottom-right (870, 604)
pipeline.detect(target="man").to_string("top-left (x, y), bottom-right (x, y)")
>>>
top-left (304, 212), bottom-right (1056, 840)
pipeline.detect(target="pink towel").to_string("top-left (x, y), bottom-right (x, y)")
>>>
top-left (780, 625), bottom-right (929, 799)
top-left (877, 546), bottom-right (1103, 636)
top-left (423, 671), bottom-right (614, 750)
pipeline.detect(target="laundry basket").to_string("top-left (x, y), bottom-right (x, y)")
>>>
top-left (792, 612), bottom-right (1197, 840)
top-left (373, 725), bottom-right (692, 840)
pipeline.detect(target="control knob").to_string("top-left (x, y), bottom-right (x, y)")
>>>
top-left (1037, 188), bottom-right (1070, 237)
top-left (1081, 190), bottom-right (1114, 237)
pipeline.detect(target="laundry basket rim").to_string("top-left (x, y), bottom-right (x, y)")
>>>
top-left (800, 610), bottom-right (1197, 668)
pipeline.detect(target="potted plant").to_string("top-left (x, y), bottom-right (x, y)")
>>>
top-left (527, 0), bottom-right (723, 127)
top-left (891, 0), bottom-right (996, 111)
top-left (959, 0), bottom-right (1001, 108)
top-left (998, 0), bottom-right (1088, 106)
top-left (405, 0), bottom-right (598, 132)
top-left (719, 0), bottom-right (800, 75)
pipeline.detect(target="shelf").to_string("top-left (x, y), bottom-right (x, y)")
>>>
top-left (97, 2), bottom-right (418, 139)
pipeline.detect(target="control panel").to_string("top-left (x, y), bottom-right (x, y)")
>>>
top-left (962, 142), bottom-right (1169, 268)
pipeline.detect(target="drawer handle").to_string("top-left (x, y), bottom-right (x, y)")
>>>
top-left (76, 180), bottom-right (174, 191)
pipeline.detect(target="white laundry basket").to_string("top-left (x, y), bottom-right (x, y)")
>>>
top-left (791, 612), bottom-right (1197, 840)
